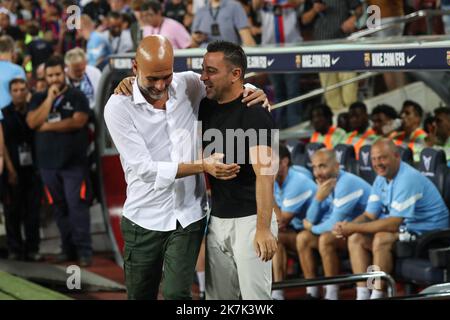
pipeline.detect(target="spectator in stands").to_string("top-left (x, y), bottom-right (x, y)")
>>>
top-left (272, 145), bottom-right (317, 300)
top-left (366, 0), bottom-right (405, 91)
top-left (79, 14), bottom-right (112, 70)
top-left (337, 112), bottom-right (350, 132)
top-left (297, 148), bottom-right (371, 299)
top-left (83, 0), bottom-right (111, 25)
top-left (302, 0), bottom-right (361, 112)
top-left (310, 103), bottom-right (347, 149)
top-left (65, 47), bottom-right (102, 110)
top-left (370, 103), bottom-right (400, 137)
top-left (141, 0), bottom-right (192, 49)
top-left (335, 139), bottom-right (449, 299)
top-left (130, 0), bottom-right (150, 50)
top-left (191, 0), bottom-right (255, 48)
top-left (26, 55), bottom-right (92, 267)
top-left (345, 102), bottom-right (377, 158)
top-left (426, 107), bottom-right (450, 162)
top-left (0, 8), bottom-right (24, 41)
top-left (105, 11), bottom-right (134, 54)
top-left (165, 0), bottom-right (188, 25)
top-left (253, 0), bottom-right (302, 129)
top-left (2, 78), bottom-right (42, 262)
top-left (0, 35), bottom-right (26, 109)
top-left (22, 21), bottom-right (53, 76)
top-left (108, 0), bottom-right (132, 15)
top-left (391, 100), bottom-right (427, 161)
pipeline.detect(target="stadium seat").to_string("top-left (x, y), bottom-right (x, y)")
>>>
top-left (357, 145), bottom-right (376, 184)
top-left (302, 142), bottom-right (325, 171)
top-left (291, 141), bottom-right (306, 166)
top-left (417, 148), bottom-right (447, 195)
top-left (334, 144), bottom-right (357, 173)
top-left (398, 146), bottom-right (414, 165)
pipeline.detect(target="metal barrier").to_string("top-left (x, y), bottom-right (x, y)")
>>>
top-left (272, 272), bottom-right (397, 298)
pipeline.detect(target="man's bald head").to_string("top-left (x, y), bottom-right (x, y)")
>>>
top-left (133, 36), bottom-right (174, 102)
top-left (135, 35), bottom-right (174, 70)
top-left (312, 148), bottom-right (338, 165)
top-left (371, 138), bottom-right (399, 156)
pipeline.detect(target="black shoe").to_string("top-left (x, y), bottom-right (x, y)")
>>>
top-left (78, 255), bottom-right (92, 267)
top-left (26, 252), bottom-right (44, 262)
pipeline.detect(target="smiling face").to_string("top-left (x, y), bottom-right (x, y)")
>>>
top-left (371, 141), bottom-right (400, 180)
top-left (133, 59), bottom-right (173, 101)
top-left (200, 51), bottom-right (234, 103)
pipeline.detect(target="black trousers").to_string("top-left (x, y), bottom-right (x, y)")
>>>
top-left (3, 168), bottom-right (42, 255)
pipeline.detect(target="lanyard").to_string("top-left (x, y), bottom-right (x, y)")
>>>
top-left (209, 5), bottom-right (221, 21)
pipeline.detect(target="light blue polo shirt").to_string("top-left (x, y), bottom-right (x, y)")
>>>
top-left (274, 167), bottom-right (317, 231)
top-left (306, 170), bottom-right (372, 235)
top-left (366, 162), bottom-right (449, 234)
top-left (86, 31), bottom-right (112, 69)
top-left (0, 61), bottom-right (26, 109)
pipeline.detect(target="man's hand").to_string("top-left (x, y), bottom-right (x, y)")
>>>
top-left (313, 2), bottom-right (327, 13)
top-left (242, 88), bottom-right (270, 109)
top-left (254, 228), bottom-right (277, 262)
top-left (303, 218), bottom-right (312, 231)
top-left (315, 178), bottom-right (336, 202)
top-left (47, 84), bottom-right (62, 102)
top-left (114, 77), bottom-right (135, 96)
top-left (341, 15), bottom-right (357, 34)
top-left (203, 153), bottom-right (240, 180)
top-left (7, 167), bottom-right (18, 186)
top-left (333, 221), bottom-right (355, 238)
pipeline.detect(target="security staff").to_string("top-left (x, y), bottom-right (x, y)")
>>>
top-left (2, 78), bottom-right (42, 261)
top-left (27, 56), bottom-right (92, 267)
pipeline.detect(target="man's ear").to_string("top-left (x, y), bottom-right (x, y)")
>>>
top-left (231, 68), bottom-right (242, 83)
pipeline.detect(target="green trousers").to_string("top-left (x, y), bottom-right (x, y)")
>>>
top-left (121, 216), bottom-right (206, 300)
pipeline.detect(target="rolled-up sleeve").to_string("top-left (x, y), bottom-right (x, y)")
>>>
top-left (104, 96), bottom-right (178, 189)
top-left (155, 161), bottom-right (178, 190)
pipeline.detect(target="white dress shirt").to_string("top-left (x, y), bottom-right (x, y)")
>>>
top-left (104, 71), bottom-right (207, 231)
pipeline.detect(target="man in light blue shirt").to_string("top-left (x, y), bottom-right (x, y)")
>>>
top-left (80, 15), bottom-right (112, 70)
top-left (0, 36), bottom-right (26, 109)
top-left (297, 148), bottom-right (371, 300)
top-left (335, 139), bottom-right (449, 300)
top-left (272, 145), bottom-right (316, 300)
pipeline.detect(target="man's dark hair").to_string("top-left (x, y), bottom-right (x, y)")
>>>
top-left (402, 99), bottom-right (423, 119)
top-left (349, 101), bottom-right (367, 114)
top-left (311, 103), bottom-right (333, 124)
top-left (206, 41), bottom-right (247, 80)
top-left (44, 55), bottom-right (65, 70)
top-left (434, 106), bottom-right (450, 117)
top-left (108, 11), bottom-right (123, 20)
top-left (9, 78), bottom-right (27, 91)
top-left (423, 113), bottom-right (435, 134)
top-left (371, 104), bottom-right (398, 120)
top-left (143, 0), bottom-right (162, 13)
top-left (279, 145), bottom-right (291, 166)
